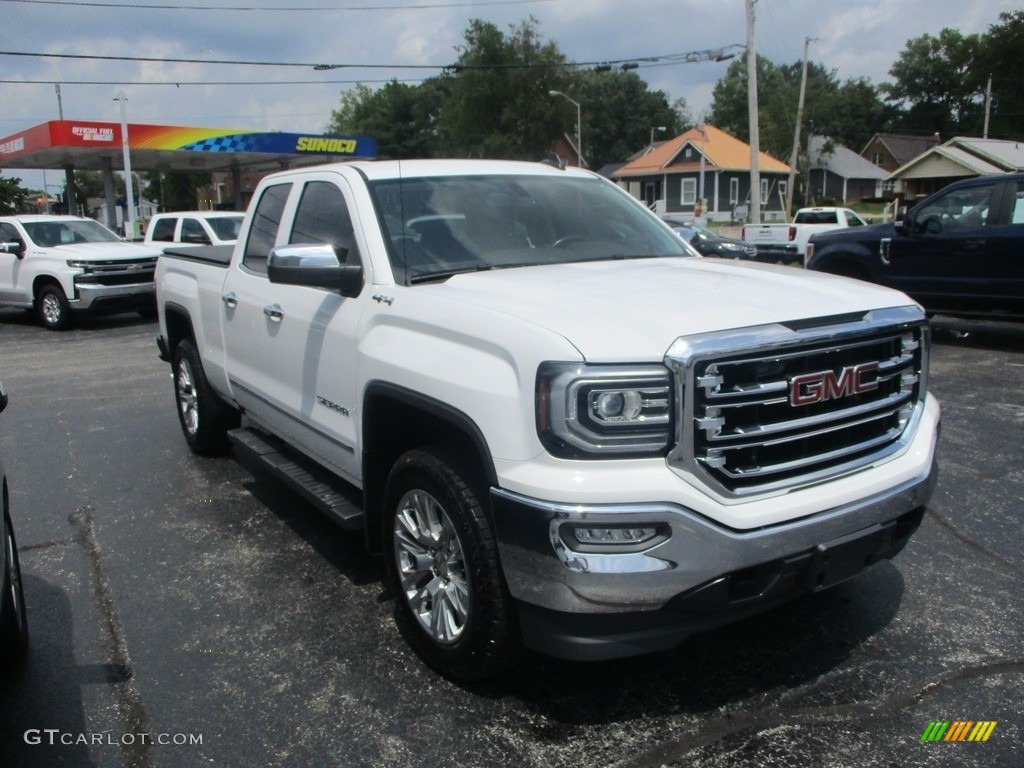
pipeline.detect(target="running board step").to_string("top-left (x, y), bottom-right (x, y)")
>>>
top-left (228, 427), bottom-right (365, 530)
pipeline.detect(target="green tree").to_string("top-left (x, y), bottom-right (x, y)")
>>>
top-left (881, 28), bottom-right (986, 138)
top-left (974, 10), bottom-right (1024, 141)
top-left (575, 69), bottom-right (688, 170)
top-left (142, 170), bottom-right (210, 212)
top-left (438, 17), bottom-right (572, 159)
top-left (327, 79), bottom-right (445, 159)
top-left (710, 55), bottom-right (893, 161)
top-left (0, 176), bottom-right (28, 214)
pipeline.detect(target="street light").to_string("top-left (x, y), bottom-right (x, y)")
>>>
top-left (114, 89), bottom-right (136, 238)
top-left (548, 90), bottom-right (581, 167)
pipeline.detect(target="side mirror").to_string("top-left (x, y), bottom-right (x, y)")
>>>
top-left (893, 205), bottom-right (909, 235)
top-left (1, 240), bottom-right (25, 259)
top-left (267, 243), bottom-right (363, 297)
top-left (0, 380), bottom-right (8, 415)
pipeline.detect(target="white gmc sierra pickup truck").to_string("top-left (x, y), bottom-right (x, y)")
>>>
top-left (155, 159), bottom-right (940, 680)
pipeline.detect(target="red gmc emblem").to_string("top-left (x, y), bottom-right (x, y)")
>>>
top-left (790, 362), bottom-right (879, 406)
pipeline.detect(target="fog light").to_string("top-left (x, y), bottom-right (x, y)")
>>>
top-left (575, 526), bottom-right (656, 545)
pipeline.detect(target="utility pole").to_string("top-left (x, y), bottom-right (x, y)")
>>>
top-left (785, 37), bottom-right (814, 220)
top-left (746, 0), bottom-right (761, 225)
top-left (115, 89), bottom-right (136, 238)
top-left (983, 74), bottom-right (992, 139)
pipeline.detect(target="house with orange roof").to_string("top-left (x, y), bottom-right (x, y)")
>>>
top-left (612, 125), bottom-right (791, 222)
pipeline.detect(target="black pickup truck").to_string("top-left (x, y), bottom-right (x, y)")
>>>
top-left (806, 173), bottom-right (1024, 321)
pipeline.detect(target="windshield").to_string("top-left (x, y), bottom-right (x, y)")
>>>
top-left (369, 174), bottom-right (691, 284)
top-left (208, 215), bottom-right (244, 241)
top-left (23, 219), bottom-right (121, 247)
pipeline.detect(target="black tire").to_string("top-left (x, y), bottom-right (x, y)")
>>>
top-left (1, 509), bottom-right (29, 668)
top-left (36, 284), bottom-right (74, 330)
top-left (382, 447), bottom-right (519, 681)
top-left (172, 339), bottom-right (236, 455)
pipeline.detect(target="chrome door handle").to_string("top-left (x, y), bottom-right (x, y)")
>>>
top-left (221, 292), bottom-right (237, 308)
top-left (263, 303), bottom-right (284, 322)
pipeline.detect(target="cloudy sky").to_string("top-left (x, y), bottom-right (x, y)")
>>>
top-left (0, 0), bottom-right (1009, 190)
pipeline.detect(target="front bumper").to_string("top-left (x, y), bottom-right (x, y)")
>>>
top-left (71, 281), bottom-right (155, 311)
top-left (490, 459), bottom-right (936, 660)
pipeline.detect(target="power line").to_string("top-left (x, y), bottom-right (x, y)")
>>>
top-left (0, 77), bottom-right (420, 86)
top-left (1, 0), bottom-right (554, 10)
top-left (0, 45), bottom-right (746, 73)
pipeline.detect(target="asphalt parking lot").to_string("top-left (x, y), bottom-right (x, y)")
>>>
top-left (0, 308), bottom-right (1021, 768)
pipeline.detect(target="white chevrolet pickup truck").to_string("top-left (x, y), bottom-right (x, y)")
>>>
top-left (0, 215), bottom-right (162, 329)
top-left (742, 207), bottom-right (869, 263)
top-left (155, 159), bottom-right (940, 680)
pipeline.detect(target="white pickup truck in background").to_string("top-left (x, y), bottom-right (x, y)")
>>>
top-left (144, 211), bottom-right (245, 247)
top-left (0, 215), bottom-right (162, 329)
top-left (742, 207), bottom-right (869, 263)
top-left (155, 159), bottom-right (939, 680)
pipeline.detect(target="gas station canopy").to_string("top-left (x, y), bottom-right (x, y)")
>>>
top-left (0, 119), bottom-right (376, 174)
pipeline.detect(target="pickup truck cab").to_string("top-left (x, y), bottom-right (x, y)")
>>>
top-left (806, 174), bottom-right (1024, 321)
top-left (743, 207), bottom-right (868, 263)
top-left (156, 159), bottom-right (940, 680)
top-left (145, 211), bottom-right (244, 247)
top-left (0, 215), bottom-right (162, 329)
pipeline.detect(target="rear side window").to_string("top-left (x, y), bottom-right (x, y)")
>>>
top-left (289, 181), bottom-right (361, 265)
top-left (243, 184), bottom-right (291, 274)
top-left (149, 217), bottom-right (177, 241)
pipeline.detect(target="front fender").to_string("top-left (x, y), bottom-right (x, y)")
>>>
top-left (807, 238), bottom-right (882, 280)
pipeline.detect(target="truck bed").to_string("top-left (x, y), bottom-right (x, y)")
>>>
top-left (160, 244), bottom-right (234, 267)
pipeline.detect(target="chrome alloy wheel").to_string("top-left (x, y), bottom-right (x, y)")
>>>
top-left (176, 357), bottom-right (199, 436)
top-left (393, 489), bottom-right (470, 645)
top-left (41, 293), bottom-right (63, 325)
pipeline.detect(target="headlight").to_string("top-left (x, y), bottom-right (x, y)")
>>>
top-left (66, 260), bottom-right (89, 269)
top-left (536, 362), bottom-right (674, 458)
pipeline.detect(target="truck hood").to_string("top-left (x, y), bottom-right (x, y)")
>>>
top-left (423, 257), bottom-right (916, 361)
top-left (41, 241), bottom-right (164, 260)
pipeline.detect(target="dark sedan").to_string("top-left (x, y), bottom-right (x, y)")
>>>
top-left (661, 217), bottom-right (758, 260)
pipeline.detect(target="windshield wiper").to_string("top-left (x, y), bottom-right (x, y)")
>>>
top-left (409, 264), bottom-right (495, 284)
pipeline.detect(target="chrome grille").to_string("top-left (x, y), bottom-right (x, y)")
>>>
top-left (665, 306), bottom-right (929, 497)
top-left (74, 258), bottom-right (157, 286)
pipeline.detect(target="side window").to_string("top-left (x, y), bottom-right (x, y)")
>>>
top-left (845, 210), bottom-right (865, 227)
top-left (1012, 182), bottom-right (1024, 225)
top-left (149, 217), bottom-right (177, 242)
top-left (181, 218), bottom-right (209, 244)
top-left (913, 183), bottom-right (993, 236)
top-left (0, 222), bottom-right (20, 242)
top-left (289, 181), bottom-right (361, 265)
top-left (243, 184), bottom-right (291, 274)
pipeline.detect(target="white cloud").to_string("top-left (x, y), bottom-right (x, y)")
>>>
top-left (1, 0), bottom-right (1009, 190)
